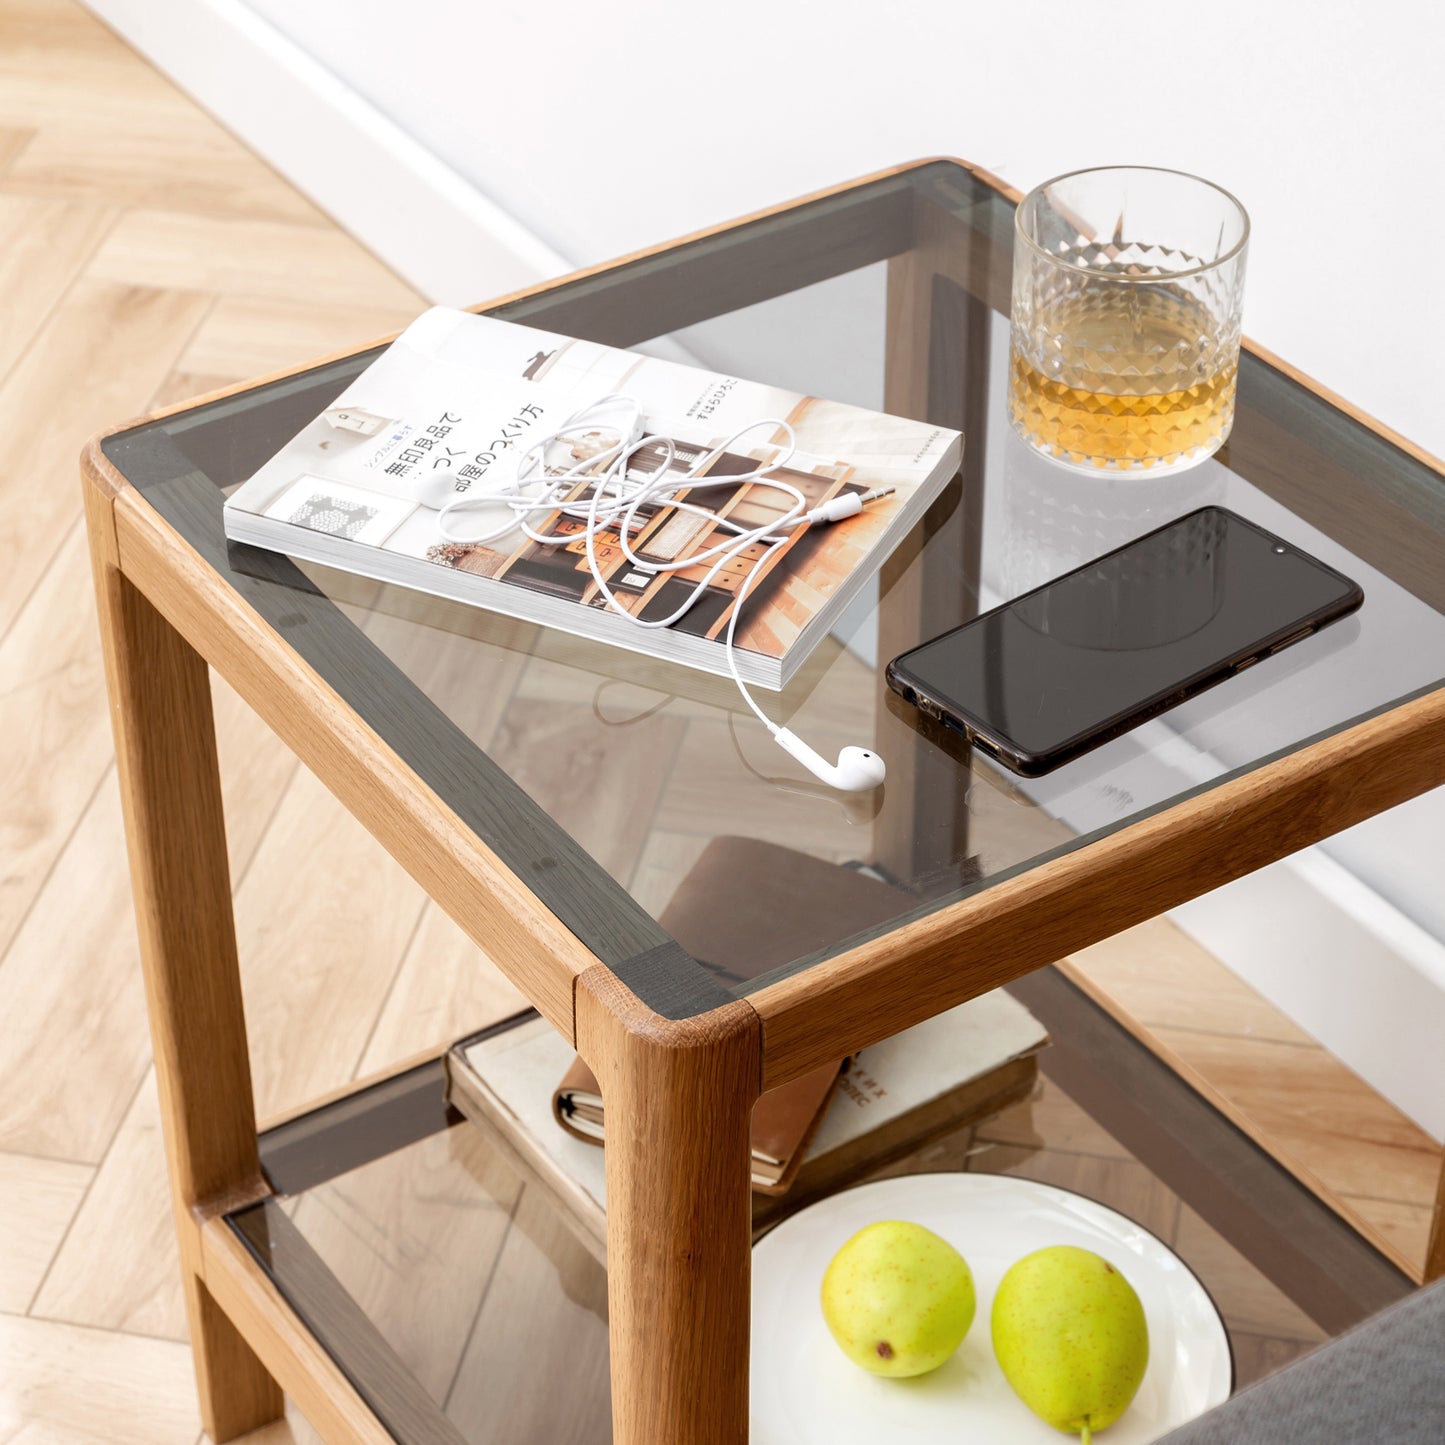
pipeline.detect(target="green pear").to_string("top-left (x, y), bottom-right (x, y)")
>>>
top-left (991, 1245), bottom-right (1149, 1440)
top-left (820, 1220), bottom-right (976, 1378)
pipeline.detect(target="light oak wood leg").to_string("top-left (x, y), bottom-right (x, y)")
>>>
top-left (577, 968), bottom-right (762, 1445)
top-left (1426, 1153), bottom-right (1445, 1283)
top-left (85, 477), bottom-right (283, 1440)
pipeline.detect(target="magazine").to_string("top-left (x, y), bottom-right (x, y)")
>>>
top-left (223, 308), bottom-right (962, 688)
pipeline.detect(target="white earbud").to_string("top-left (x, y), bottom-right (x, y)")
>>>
top-left (773, 728), bottom-right (886, 792)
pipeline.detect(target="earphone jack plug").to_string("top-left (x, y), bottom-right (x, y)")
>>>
top-left (806, 485), bottom-right (896, 526)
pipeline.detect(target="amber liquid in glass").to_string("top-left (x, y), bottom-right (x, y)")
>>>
top-left (1009, 287), bottom-right (1236, 471)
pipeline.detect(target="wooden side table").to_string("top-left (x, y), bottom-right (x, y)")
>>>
top-left (84, 159), bottom-right (1445, 1444)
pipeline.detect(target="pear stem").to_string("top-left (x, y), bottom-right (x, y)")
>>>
top-left (1080, 1423), bottom-right (1092, 1445)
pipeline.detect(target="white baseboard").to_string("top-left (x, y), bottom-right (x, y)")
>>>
top-left (82, 0), bottom-right (571, 305)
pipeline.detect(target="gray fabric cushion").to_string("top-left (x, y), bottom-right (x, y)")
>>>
top-left (1159, 1279), bottom-right (1445, 1443)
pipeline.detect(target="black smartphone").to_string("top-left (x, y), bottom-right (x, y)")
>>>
top-left (885, 506), bottom-right (1363, 777)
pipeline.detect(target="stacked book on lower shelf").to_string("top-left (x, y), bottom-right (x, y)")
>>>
top-left (445, 990), bottom-right (1049, 1265)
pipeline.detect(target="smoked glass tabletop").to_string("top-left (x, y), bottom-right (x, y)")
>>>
top-left (101, 161), bottom-right (1445, 1020)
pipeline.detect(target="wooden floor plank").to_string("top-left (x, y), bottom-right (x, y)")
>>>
top-left (0, 573), bottom-right (303, 1164)
top-left (0, 10), bottom-right (316, 240)
top-left (0, 277), bottom-right (210, 635)
top-left (0, 1151), bottom-right (92, 1314)
top-left (650, 717), bottom-right (863, 861)
top-left (0, 125), bottom-right (35, 176)
top-left (444, 1185), bottom-right (611, 1444)
top-left (148, 371), bottom-right (241, 413)
top-left (975, 1073), bottom-right (1135, 1162)
top-left (229, 765), bottom-right (433, 1121)
top-left (357, 901), bottom-right (527, 1076)
top-left (0, 65), bottom-right (203, 140)
top-left (289, 1127), bottom-right (522, 1404)
top-left (3, 115), bottom-right (328, 226)
top-left (1061, 938), bottom-right (1444, 1275)
top-left (487, 693), bottom-right (689, 886)
top-left (0, 8), bottom-right (361, 236)
top-left (0, 37), bottom-right (190, 133)
top-left (0, 681), bottom-right (303, 1167)
top-left (0, 522), bottom-right (97, 693)
top-left (0, 1313), bottom-right (201, 1443)
top-left (1173, 1204), bottom-right (1328, 1344)
top-left (177, 296), bottom-right (419, 383)
top-left (209, 672), bottom-right (303, 890)
top-left (626, 829), bottom-right (712, 921)
top-left (30, 1068), bottom-right (187, 1342)
top-left (0, 0), bottom-right (113, 48)
top-left (1335, 1193), bottom-right (1433, 1268)
top-left (0, 2), bottom-right (527, 1438)
top-left (221, 1406), bottom-right (325, 1445)
top-left (356, 598), bottom-right (532, 752)
top-left (3, 1424), bottom-right (142, 1445)
top-left (1068, 917), bottom-right (1318, 1047)
top-left (0, 777), bottom-right (151, 1162)
top-left (1151, 1025), bottom-right (1440, 1211)
top-left (86, 210), bottom-right (423, 310)
top-left (0, 194), bottom-right (116, 387)
top-left (0, 528), bottom-right (114, 961)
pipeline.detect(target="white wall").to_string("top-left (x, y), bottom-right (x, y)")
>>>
top-left (239, 0), bottom-right (1445, 458)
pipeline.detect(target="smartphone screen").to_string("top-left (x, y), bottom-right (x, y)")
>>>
top-left (886, 507), bottom-right (1363, 776)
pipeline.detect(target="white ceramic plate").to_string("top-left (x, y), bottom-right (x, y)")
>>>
top-left (751, 1173), bottom-right (1232, 1444)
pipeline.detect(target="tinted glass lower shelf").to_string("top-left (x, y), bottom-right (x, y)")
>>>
top-left (229, 987), bottom-right (1406, 1443)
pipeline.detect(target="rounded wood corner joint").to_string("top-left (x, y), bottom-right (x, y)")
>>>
top-left (81, 428), bottom-right (133, 502)
top-left (575, 965), bottom-right (763, 1093)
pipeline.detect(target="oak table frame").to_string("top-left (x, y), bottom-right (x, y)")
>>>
top-left (83, 158), bottom-right (1445, 1445)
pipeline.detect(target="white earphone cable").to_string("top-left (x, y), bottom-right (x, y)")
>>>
top-left (725, 535), bottom-right (788, 735)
